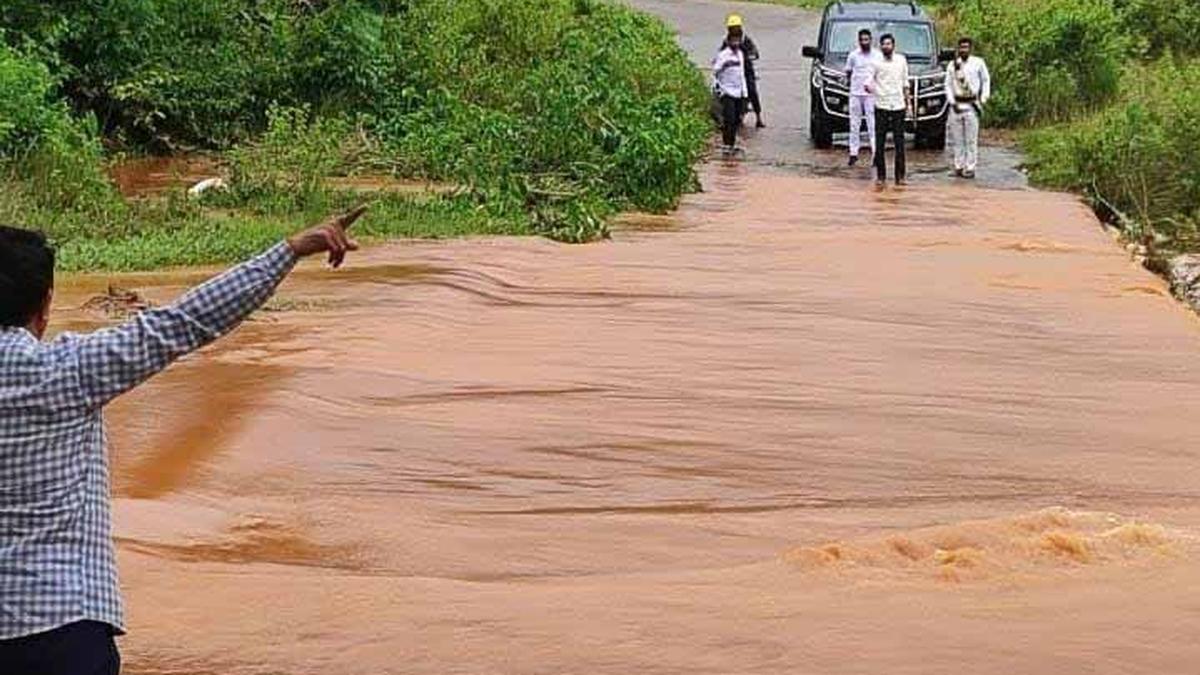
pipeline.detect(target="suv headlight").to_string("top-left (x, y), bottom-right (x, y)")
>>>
top-left (916, 73), bottom-right (945, 94)
top-left (817, 66), bottom-right (849, 90)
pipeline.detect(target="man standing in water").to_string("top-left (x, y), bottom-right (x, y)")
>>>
top-left (871, 33), bottom-right (911, 187)
top-left (0, 206), bottom-right (365, 675)
top-left (845, 28), bottom-right (878, 166)
top-left (945, 36), bottom-right (991, 179)
top-left (713, 24), bottom-right (749, 156)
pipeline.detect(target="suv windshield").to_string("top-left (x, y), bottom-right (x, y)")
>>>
top-left (827, 20), bottom-right (933, 57)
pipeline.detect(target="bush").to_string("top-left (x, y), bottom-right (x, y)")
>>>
top-left (0, 44), bottom-right (120, 218)
top-left (382, 0), bottom-right (708, 238)
top-left (1023, 59), bottom-right (1200, 253)
top-left (1114, 0), bottom-right (1200, 59)
top-left (222, 105), bottom-right (357, 213)
top-left (949, 0), bottom-right (1128, 125)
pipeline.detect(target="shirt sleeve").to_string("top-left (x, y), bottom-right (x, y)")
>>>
top-left (979, 60), bottom-right (991, 103)
top-left (945, 64), bottom-right (956, 105)
top-left (69, 242), bottom-right (299, 410)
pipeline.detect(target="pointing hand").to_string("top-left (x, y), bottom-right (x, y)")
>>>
top-left (286, 205), bottom-right (368, 269)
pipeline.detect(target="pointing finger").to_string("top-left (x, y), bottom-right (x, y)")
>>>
top-left (337, 204), bottom-right (369, 231)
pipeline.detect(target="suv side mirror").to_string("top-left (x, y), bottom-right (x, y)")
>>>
top-left (939, 49), bottom-right (955, 63)
top-left (802, 46), bottom-right (823, 59)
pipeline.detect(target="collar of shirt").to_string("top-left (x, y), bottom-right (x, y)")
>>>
top-left (0, 326), bottom-right (37, 344)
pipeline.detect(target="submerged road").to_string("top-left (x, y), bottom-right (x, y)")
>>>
top-left (53, 1), bottom-right (1200, 674)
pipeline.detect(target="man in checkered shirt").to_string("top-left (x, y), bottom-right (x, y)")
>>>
top-left (0, 206), bottom-right (366, 674)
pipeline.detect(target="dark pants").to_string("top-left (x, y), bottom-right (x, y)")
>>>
top-left (874, 108), bottom-right (907, 182)
top-left (720, 95), bottom-right (745, 147)
top-left (746, 78), bottom-right (762, 115)
top-left (0, 621), bottom-right (120, 675)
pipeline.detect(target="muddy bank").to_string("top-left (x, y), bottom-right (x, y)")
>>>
top-left (108, 155), bottom-right (452, 199)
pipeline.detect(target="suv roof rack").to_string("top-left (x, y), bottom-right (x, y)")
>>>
top-left (835, 1), bottom-right (845, 14)
top-left (908, 0), bottom-right (918, 15)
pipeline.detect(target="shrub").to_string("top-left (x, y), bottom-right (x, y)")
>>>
top-left (0, 44), bottom-right (120, 218)
top-left (382, 0), bottom-right (708, 236)
top-left (950, 0), bottom-right (1129, 125)
top-left (1023, 59), bottom-right (1200, 253)
top-left (1114, 0), bottom-right (1200, 58)
top-left (222, 105), bottom-right (357, 213)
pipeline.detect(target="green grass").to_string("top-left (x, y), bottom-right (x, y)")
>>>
top-left (0, 185), bottom-right (526, 273)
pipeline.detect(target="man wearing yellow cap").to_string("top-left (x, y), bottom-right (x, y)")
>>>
top-left (721, 15), bottom-right (765, 128)
top-left (713, 17), bottom-right (749, 154)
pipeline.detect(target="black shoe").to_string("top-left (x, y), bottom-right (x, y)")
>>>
top-left (849, 155), bottom-right (859, 167)
top-left (756, 118), bottom-right (766, 129)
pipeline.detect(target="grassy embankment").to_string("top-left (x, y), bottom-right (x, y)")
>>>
top-left (0, 0), bottom-right (710, 272)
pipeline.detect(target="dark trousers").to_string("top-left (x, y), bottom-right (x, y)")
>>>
top-left (720, 95), bottom-right (745, 147)
top-left (874, 108), bottom-right (907, 181)
top-left (746, 78), bottom-right (762, 115)
top-left (0, 621), bottom-right (120, 675)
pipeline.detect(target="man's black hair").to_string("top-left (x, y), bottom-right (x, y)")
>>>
top-left (880, 33), bottom-right (895, 45)
top-left (859, 28), bottom-right (872, 38)
top-left (959, 36), bottom-right (974, 47)
top-left (0, 226), bottom-right (56, 328)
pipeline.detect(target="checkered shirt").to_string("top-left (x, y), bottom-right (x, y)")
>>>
top-left (0, 242), bottom-right (297, 639)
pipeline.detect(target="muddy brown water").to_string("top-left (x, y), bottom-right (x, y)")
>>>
top-left (48, 2), bottom-right (1200, 674)
top-left (54, 165), bottom-right (1200, 675)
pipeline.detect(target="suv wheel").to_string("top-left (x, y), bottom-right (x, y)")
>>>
top-left (810, 96), bottom-right (834, 149)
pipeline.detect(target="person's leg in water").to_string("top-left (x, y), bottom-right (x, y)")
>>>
top-left (873, 107), bottom-right (888, 184)
top-left (891, 109), bottom-right (907, 184)
top-left (849, 95), bottom-right (864, 165)
top-left (948, 109), bottom-right (965, 176)
top-left (721, 94), bottom-right (742, 152)
top-left (962, 107), bottom-right (980, 178)
top-left (864, 95), bottom-right (877, 157)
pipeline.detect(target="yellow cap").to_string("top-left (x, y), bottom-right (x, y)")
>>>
top-left (726, 14), bottom-right (743, 28)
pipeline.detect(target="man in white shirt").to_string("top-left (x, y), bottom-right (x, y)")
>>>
top-left (945, 36), bottom-right (991, 179)
top-left (871, 33), bottom-right (911, 186)
top-left (844, 28), bottom-right (878, 166)
top-left (712, 25), bottom-right (748, 155)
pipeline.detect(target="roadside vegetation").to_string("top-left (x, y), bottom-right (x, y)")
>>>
top-left (936, 0), bottom-right (1200, 266)
top-left (0, 0), bottom-right (710, 271)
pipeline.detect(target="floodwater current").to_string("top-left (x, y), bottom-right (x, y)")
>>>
top-left (50, 1), bottom-right (1200, 673)
top-left (54, 164), bottom-right (1200, 675)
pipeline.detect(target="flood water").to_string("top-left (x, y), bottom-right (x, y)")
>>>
top-left (54, 163), bottom-right (1200, 675)
top-left (51, 1), bottom-right (1200, 673)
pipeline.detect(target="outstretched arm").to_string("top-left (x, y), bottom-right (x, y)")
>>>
top-left (69, 206), bottom-right (367, 410)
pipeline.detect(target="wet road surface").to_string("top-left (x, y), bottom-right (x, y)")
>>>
top-left (50, 2), bottom-right (1200, 674)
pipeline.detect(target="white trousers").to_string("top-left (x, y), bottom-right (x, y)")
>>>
top-left (849, 95), bottom-right (876, 157)
top-left (949, 107), bottom-right (980, 172)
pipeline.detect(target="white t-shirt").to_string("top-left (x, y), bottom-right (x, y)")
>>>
top-left (712, 47), bottom-right (747, 98)
top-left (872, 52), bottom-right (909, 111)
top-left (845, 48), bottom-right (879, 97)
